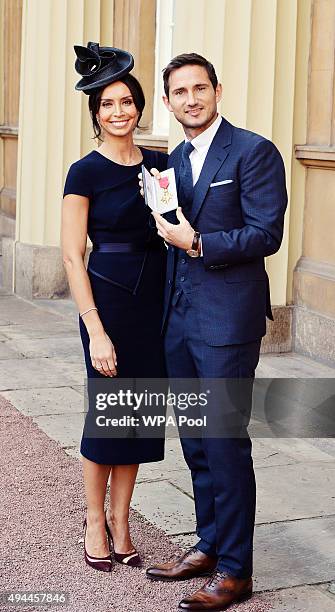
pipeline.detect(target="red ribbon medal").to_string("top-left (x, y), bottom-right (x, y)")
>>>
top-left (159, 176), bottom-right (172, 205)
top-left (159, 176), bottom-right (169, 190)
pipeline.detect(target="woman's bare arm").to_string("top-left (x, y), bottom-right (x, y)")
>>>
top-left (61, 194), bottom-right (117, 376)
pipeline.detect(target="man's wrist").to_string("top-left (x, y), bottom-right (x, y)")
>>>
top-left (198, 235), bottom-right (203, 256)
top-left (186, 231), bottom-right (201, 257)
top-left (187, 228), bottom-right (195, 250)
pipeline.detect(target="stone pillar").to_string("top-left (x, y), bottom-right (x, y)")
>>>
top-left (170, 0), bottom-right (307, 352)
top-left (0, 0), bottom-right (22, 242)
top-left (8, 0), bottom-right (102, 298)
top-left (5, 0), bottom-right (158, 299)
top-left (294, 0), bottom-right (335, 363)
top-left (113, 0), bottom-right (156, 130)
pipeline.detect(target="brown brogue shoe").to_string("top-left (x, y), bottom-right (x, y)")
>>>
top-left (146, 547), bottom-right (217, 581)
top-left (178, 570), bottom-right (253, 610)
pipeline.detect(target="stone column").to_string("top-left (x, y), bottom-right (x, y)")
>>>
top-left (0, 0), bottom-right (22, 242)
top-left (294, 0), bottom-right (335, 363)
top-left (9, 0), bottom-right (100, 299)
top-left (113, 0), bottom-right (156, 130)
top-left (6, 0), bottom-right (158, 299)
top-left (170, 0), bottom-right (306, 352)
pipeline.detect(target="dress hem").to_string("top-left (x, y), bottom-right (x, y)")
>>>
top-left (80, 449), bottom-right (165, 466)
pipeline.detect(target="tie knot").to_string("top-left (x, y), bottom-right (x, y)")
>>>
top-left (183, 140), bottom-right (194, 158)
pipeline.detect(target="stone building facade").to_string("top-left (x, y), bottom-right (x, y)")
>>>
top-left (0, 0), bottom-right (334, 364)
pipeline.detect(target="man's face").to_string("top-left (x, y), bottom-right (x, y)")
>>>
top-left (163, 64), bottom-right (222, 135)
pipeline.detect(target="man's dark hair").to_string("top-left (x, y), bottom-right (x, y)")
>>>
top-left (163, 53), bottom-right (218, 98)
top-left (88, 73), bottom-right (145, 141)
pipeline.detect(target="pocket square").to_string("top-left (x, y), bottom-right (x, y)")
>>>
top-left (210, 180), bottom-right (234, 187)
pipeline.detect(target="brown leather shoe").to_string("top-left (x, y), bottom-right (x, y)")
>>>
top-left (146, 547), bottom-right (217, 581)
top-left (178, 570), bottom-right (253, 610)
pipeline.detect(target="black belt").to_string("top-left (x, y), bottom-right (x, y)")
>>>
top-left (92, 241), bottom-right (160, 253)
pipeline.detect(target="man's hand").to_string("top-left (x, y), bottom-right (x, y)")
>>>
top-left (152, 207), bottom-right (194, 250)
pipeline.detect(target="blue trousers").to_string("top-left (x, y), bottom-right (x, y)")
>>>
top-left (164, 292), bottom-right (261, 578)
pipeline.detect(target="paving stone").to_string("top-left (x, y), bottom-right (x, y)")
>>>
top-left (0, 295), bottom-right (67, 326)
top-left (0, 318), bottom-right (12, 326)
top-left (252, 375), bottom-right (335, 438)
top-left (63, 446), bottom-right (81, 460)
top-left (253, 516), bottom-right (335, 591)
top-left (268, 584), bottom-right (335, 611)
top-left (33, 412), bottom-right (85, 448)
top-left (33, 298), bottom-right (77, 321)
top-left (170, 533), bottom-right (197, 550)
top-left (0, 322), bottom-right (78, 339)
top-left (167, 470), bottom-right (193, 498)
top-left (0, 340), bottom-right (23, 359)
top-left (255, 461), bottom-right (335, 523)
top-left (252, 437), bottom-right (335, 466)
top-left (237, 584), bottom-right (335, 609)
top-left (139, 438), bottom-right (335, 517)
top-left (2, 386), bottom-right (84, 416)
top-left (2, 290), bottom-right (335, 606)
top-left (308, 438), bottom-right (335, 458)
top-left (70, 385), bottom-right (86, 396)
top-left (166, 454), bottom-right (335, 526)
top-left (169, 540), bottom-right (335, 603)
top-left (5, 335), bottom-right (83, 359)
top-left (0, 357), bottom-right (85, 390)
top-left (257, 353), bottom-right (335, 378)
top-left (138, 437), bottom-right (188, 481)
top-left (131, 480), bottom-right (196, 535)
top-left (52, 359), bottom-right (86, 382)
top-left (0, 288), bottom-right (12, 297)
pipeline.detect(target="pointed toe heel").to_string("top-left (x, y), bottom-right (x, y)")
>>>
top-left (105, 512), bottom-right (142, 567)
top-left (114, 549), bottom-right (142, 567)
top-left (83, 518), bottom-right (113, 573)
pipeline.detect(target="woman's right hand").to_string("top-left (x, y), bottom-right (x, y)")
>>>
top-left (89, 331), bottom-right (117, 377)
top-left (138, 167), bottom-right (161, 197)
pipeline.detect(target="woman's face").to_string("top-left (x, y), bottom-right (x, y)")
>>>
top-left (97, 81), bottom-right (139, 138)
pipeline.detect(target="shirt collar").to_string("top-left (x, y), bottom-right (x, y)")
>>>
top-left (185, 114), bottom-right (222, 153)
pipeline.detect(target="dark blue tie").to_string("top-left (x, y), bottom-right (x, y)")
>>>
top-left (179, 140), bottom-right (194, 209)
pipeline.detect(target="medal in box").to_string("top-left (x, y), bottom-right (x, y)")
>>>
top-left (142, 166), bottom-right (178, 214)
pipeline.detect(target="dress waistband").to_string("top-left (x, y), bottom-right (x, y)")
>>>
top-left (92, 241), bottom-right (160, 253)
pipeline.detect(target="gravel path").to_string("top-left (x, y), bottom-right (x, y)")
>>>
top-left (0, 395), bottom-right (273, 612)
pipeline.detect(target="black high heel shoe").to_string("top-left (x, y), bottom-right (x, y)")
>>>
top-left (83, 518), bottom-right (113, 572)
top-left (105, 512), bottom-right (142, 567)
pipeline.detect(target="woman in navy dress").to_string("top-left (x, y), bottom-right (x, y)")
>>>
top-left (62, 43), bottom-right (167, 572)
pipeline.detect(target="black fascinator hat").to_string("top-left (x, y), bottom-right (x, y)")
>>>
top-left (74, 41), bottom-right (134, 93)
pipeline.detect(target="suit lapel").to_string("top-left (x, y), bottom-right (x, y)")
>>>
top-left (169, 143), bottom-right (183, 192)
top-left (166, 145), bottom-right (183, 272)
top-left (189, 118), bottom-right (233, 225)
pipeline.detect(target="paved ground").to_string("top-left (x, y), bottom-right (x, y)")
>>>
top-left (0, 288), bottom-right (335, 611)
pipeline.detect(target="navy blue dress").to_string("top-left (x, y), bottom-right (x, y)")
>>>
top-left (64, 148), bottom-right (168, 464)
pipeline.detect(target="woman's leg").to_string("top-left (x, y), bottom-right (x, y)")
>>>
top-left (83, 457), bottom-right (111, 557)
top-left (107, 464), bottom-right (139, 553)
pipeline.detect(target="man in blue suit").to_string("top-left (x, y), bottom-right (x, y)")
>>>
top-left (146, 53), bottom-right (287, 611)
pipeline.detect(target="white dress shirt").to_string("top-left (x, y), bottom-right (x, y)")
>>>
top-left (187, 114), bottom-right (222, 185)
